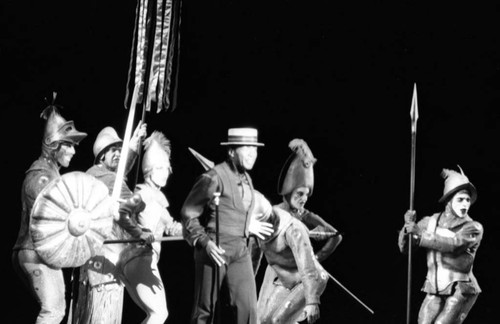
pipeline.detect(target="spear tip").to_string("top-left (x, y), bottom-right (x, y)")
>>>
top-left (410, 83), bottom-right (419, 122)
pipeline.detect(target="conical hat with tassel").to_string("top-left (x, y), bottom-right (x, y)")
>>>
top-left (277, 139), bottom-right (317, 196)
top-left (439, 165), bottom-right (477, 204)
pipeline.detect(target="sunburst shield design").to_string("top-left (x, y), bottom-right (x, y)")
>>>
top-left (30, 171), bottom-right (114, 268)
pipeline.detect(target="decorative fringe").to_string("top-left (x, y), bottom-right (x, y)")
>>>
top-left (72, 282), bottom-right (124, 324)
top-left (124, 0), bottom-right (183, 113)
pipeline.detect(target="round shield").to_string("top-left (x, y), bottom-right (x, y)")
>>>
top-left (30, 171), bottom-right (114, 268)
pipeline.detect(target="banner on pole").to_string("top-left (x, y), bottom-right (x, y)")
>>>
top-left (124, 0), bottom-right (183, 113)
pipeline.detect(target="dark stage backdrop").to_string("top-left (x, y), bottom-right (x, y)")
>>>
top-left (2, 1), bottom-right (500, 323)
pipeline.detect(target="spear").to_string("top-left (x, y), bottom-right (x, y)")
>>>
top-left (406, 83), bottom-right (419, 324)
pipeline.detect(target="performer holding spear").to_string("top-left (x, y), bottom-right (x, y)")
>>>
top-left (398, 84), bottom-right (483, 324)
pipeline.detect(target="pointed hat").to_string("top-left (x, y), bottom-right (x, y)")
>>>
top-left (439, 165), bottom-right (477, 204)
top-left (277, 139), bottom-right (317, 196)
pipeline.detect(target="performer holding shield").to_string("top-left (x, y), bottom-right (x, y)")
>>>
top-left (12, 95), bottom-right (87, 324)
top-left (72, 123), bottom-right (154, 324)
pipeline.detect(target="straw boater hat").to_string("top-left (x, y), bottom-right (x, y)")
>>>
top-left (92, 127), bottom-right (123, 164)
top-left (439, 165), bottom-right (477, 204)
top-left (220, 128), bottom-right (264, 146)
top-left (277, 139), bottom-right (317, 196)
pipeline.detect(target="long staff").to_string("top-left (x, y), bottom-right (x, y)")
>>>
top-left (214, 192), bottom-right (221, 324)
top-left (104, 236), bottom-right (183, 244)
top-left (407, 83), bottom-right (419, 324)
top-left (111, 83), bottom-right (140, 202)
top-left (327, 272), bottom-right (374, 315)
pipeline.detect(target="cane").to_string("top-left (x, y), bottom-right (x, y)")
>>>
top-left (214, 192), bottom-right (221, 324)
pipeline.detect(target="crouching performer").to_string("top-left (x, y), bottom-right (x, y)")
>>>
top-left (252, 190), bottom-right (328, 324)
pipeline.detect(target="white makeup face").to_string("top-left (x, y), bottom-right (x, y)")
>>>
top-left (289, 186), bottom-right (310, 211)
top-left (148, 164), bottom-right (171, 188)
top-left (450, 190), bottom-right (471, 218)
top-left (56, 142), bottom-right (76, 168)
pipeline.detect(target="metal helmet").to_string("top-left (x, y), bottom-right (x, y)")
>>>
top-left (277, 139), bottom-right (317, 196)
top-left (142, 131), bottom-right (171, 176)
top-left (41, 93), bottom-right (87, 151)
top-left (93, 127), bottom-right (123, 164)
top-left (439, 165), bottom-right (477, 204)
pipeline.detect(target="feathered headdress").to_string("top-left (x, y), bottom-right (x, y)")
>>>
top-left (277, 139), bottom-right (317, 196)
top-left (142, 131), bottom-right (172, 175)
top-left (439, 165), bottom-right (477, 204)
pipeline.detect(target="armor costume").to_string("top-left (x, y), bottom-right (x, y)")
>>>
top-left (252, 191), bottom-right (329, 324)
top-left (12, 99), bottom-right (87, 324)
top-left (398, 166), bottom-right (483, 324)
top-left (117, 131), bottom-right (182, 323)
top-left (251, 139), bottom-right (341, 323)
top-left (73, 125), bottom-right (150, 324)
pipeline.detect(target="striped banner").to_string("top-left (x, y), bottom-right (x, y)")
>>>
top-left (124, 0), bottom-right (182, 113)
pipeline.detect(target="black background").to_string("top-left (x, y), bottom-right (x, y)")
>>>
top-left (3, 1), bottom-right (500, 323)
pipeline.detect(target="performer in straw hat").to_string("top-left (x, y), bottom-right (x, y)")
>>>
top-left (398, 166), bottom-right (483, 324)
top-left (181, 127), bottom-right (264, 324)
top-left (12, 94), bottom-right (87, 323)
top-left (72, 122), bottom-right (154, 324)
top-left (118, 131), bottom-right (182, 323)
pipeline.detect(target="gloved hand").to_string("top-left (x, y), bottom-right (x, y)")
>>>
top-left (404, 210), bottom-right (416, 223)
top-left (165, 221), bottom-right (183, 237)
top-left (139, 227), bottom-right (155, 244)
top-left (405, 222), bottom-right (421, 237)
top-left (303, 304), bottom-right (320, 323)
top-left (129, 121), bottom-right (147, 152)
top-left (117, 194), bottom-right (146, 238)
top-left (206, 240), bottom-right (226, 267)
